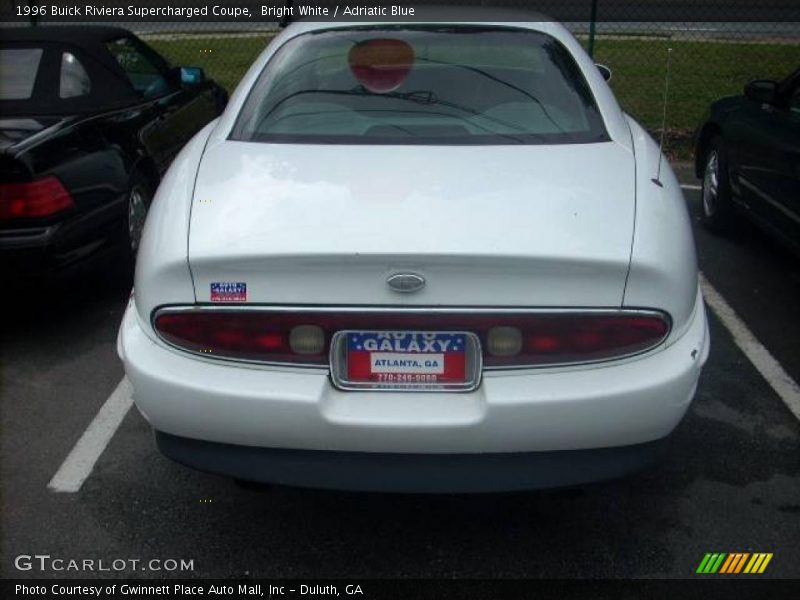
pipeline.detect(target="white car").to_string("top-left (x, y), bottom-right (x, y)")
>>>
top-left (118, 17), bottom-right (710, 492)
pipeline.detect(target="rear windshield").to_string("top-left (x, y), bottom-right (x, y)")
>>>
top-left (0, 48), bottom-right (44, 100)
top-left (232, 26), bottom-right (609, 145)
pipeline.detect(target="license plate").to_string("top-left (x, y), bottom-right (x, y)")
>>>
top-left (330, 330), bottom-right (482, 391)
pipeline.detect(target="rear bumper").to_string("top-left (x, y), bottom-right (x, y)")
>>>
top-left (156, 430), bottom-right (667, 493)
top-left (121, 287), bottom-right (708, 461)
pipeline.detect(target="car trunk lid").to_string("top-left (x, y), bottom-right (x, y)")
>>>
top-left (188, 141), bottom-right (635, 307)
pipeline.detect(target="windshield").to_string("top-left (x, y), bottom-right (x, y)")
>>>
top-left (232, 26), bottom-right (609, 145)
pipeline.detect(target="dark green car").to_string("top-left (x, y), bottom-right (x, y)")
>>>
top-left (695, 67), bottom-right (800, 254)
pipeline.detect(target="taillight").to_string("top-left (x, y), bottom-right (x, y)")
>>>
top-left (480, 314), bottom-right (670, 367)
top-left (154, 311), bottom-right (331, 365)
top-left (153, 309), bottom-right (670, 367)
top-left (0, 176), bottom-right (74, 220)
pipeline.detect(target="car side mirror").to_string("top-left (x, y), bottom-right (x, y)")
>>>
top-left (744, 80), bottom-right (778, 105)
top-left (596, 64), bottom-right (612, 82)
top-left (179, 66), bottom-right (205, 86)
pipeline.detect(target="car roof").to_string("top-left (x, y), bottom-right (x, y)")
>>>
top-left (288, 6), bottom-right (552, 29)
top-left (0, 26), bottom-right (149, 116)
top-left (281, 12), bottom-right (562, 46)
top-left (0, 25), bottom-right (133, 45)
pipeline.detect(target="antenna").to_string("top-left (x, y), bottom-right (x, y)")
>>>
top-left (652, 48), bottom-right (673, 187)
top-left (279, 0), bottom-right (294, 28)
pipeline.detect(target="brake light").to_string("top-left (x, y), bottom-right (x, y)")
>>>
top-left (485, 314), bottom-right (670, 367)
top-left (153, 309), bottom-right (670, 367)
top-left (0, 176), bottom-right (74, 220)
top-left (154, 312), bottom-right (331, 365)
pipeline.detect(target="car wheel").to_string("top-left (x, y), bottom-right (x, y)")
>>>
top-left (700, 136), bottom-right (734, 231)
top-left (126, 175), bottom-right (152, 259)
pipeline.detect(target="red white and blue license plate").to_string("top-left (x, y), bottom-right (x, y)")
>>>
top-left (331, 331), bottom-right (481, 391)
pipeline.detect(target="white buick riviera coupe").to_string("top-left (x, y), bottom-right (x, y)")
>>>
top-left (118, 17), bottom-right (710, 492)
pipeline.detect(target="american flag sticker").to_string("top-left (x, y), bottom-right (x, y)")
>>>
top-left (210, 282), bottom-right (247, 302)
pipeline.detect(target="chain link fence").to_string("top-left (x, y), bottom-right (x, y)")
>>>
top-left (4, 1), bottom-right (800, 157)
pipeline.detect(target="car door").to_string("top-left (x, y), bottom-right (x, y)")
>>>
top-left (730, 72), bottom-right (800, 245)
top-left (105, 36), bottom-right (218, 174)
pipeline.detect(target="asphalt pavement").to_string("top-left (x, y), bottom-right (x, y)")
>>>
top-left (1, 167), bottom-right (799, 579)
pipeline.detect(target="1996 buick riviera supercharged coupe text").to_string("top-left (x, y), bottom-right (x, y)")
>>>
top-left (119, 16), bottom-right (710, 492)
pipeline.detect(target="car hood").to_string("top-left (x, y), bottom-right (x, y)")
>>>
top-left (188, 140), bottom-right (637, 307)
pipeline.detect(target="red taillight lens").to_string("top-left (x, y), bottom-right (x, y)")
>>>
top-left (153, 309), bottom-right (669, 367)
top-left (154, 312), bottom-right (331, 365)
top-left (0, 176), bottom-right (74, 220)
top-left (485, 314), bottom-right (670, 367)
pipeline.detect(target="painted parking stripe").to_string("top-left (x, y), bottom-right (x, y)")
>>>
top-left (47, 378), bottom-right (133, 493)
top-left (681, 184), bottom-right (702, 191)
top-left (701, 274), bottom-right (800, 422)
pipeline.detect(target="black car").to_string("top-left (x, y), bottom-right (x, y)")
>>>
top-left (0, 26), bottom-right (227, 279)
top-left (695, 67), bottom-right (800, 254)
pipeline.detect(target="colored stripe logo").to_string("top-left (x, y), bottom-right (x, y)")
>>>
top-left (696, 553), bottom-right (773, 574)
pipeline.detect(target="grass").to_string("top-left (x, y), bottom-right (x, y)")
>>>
top-left (149, 34), bottom-right (275, 93)
top-left (149, 33), bottom-right (800, 159)
top-left (593, 38), bottom-right (800, 157)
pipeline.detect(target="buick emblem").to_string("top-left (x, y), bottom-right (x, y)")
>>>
top-left (387, 272), bottom-right (426, 293)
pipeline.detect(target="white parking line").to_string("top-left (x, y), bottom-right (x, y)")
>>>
top-left (700, 274), bottom-right (800, 422)
top-left (681, 184), bottom-right (702, 191)
top-left (47, 378), bottom-right (133, 493)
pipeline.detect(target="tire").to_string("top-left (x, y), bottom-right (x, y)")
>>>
top-left (700, 136), bottom-right (734, 232)
top-left (125, 173), bottom-right (153, 263)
